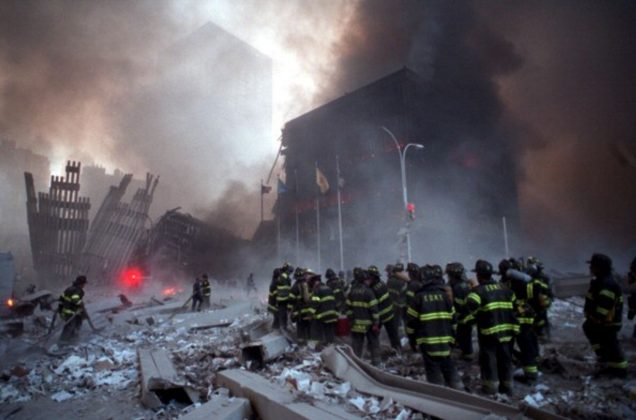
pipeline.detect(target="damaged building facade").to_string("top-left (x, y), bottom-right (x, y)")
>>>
top-left (276, 68), bottom-right (520, 267)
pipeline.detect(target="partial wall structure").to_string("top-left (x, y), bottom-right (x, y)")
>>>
top-left (24, 161), bottom-right (90, 285)
top-left (81, 173), bottom-right (158, 285)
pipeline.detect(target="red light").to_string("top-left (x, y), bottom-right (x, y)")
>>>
top-left (120, 267), bottom-right (143, 288)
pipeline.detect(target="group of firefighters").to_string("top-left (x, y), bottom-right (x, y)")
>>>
top-left (52, 251), bottom-right (634, 395)
top-left (268, 253), bottom-right (634, 394)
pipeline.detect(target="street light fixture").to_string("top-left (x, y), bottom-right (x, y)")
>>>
top-left (381, 126), bottom-right (424, 263)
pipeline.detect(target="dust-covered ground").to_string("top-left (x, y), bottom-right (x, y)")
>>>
top-left (1, 284), bottom-right (636, 419)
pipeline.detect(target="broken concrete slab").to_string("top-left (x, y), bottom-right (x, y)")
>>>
top-left (171, 301), bottom-right (253, 331)
top-left (240, 332), bottom-right (290, 369)
top-left (240, 319), bottom-right (270, 342)
top-left (179, 394), bottom-right (252, 420)
top-left (322, 345), bottom-right (564, 420)
top-left (138, 348), bottom-right (195, 409)
top-left (216, 369), bottom-right (361, 419)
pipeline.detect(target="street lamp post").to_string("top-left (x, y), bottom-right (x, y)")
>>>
top-left (382, 126), bottom-right (424, 263)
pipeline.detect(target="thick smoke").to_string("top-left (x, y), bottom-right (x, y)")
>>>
top-left (0, 0), bottom-right (278, 238)
top-left (311, 0), bottom-right (636, 270)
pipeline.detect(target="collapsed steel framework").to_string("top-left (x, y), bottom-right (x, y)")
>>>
top-left (24, 162), bottom-right (158, 286)
top-left (24, 161), bottom-right (91, 284)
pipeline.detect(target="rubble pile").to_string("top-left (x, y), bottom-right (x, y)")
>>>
top-left (1, 294), bottom-right (636, 419)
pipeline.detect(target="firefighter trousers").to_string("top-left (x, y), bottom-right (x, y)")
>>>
top-left (296, 318), bottom-right (311, 342)
top-left (310, 320), bottom-right (335, 344)
top-left (275, 303), bottom-right (288, 329)
top-left (351, 330), bottom-right (380, 365)
top-left (583, 320), bottom-right (627, 374)
top-left (383, 317), bottom-right (402, 350)
top-left (515, 326), bottom-right (539, 378)
top-left (478, 335), bottom-right (513, 394)
top-left (421, 349), bottom-right (461, 388)
top-left (456, 322), bottom-right (474, 356)
top-left (60, 315), bottom-right (83, 342)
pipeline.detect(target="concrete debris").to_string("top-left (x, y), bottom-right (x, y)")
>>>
top-left (241, 331), bottom-right (290, 369)
top-left (1, 292), bottom-right (631, 419)
top-left (179, 393), bottom-right (252, 420)
top-left (216, 369), bottom-right (361, 419)
top-left (171, 301), bottom-right (254, 331)
top-left (138, 348), bottom-right (195, 409)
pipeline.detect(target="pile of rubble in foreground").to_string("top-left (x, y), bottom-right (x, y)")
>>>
top-left (0, 294), bottom-right (635, 419)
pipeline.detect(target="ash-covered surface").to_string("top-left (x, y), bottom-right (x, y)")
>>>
top-left (1, 292), bottom-right (636, 419)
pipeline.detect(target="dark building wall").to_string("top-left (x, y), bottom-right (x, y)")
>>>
top-left (277, 68), bottom-right (519, 269)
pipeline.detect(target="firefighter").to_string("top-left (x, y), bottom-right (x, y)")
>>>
top-left (446, 262), bottom-right (475, 359)
top-left (58, 275), bottom-right (88, 342)
top-left (289, 267), bottom-right (312, 343)
top-left (200, 273), bottom-right (212, 310)
top-left (404, 263), bottom-right (423, 351)
top-left (583, 253), bottom-right (628, 378)
top-left (368, 265), bottom-right (402, 352)
top-left (271, 264), bottom-right (292, 330)
top-left (467, 260), bottom-right (519, 395)
top-left (409, 268), bottom-right (461, 388)
top-left (309, 274), bottom-right (338, 345)
top-left (325, 268), bottom-right (346, 313)
top-left (346, 268), bottom-right (381, 365)
top-left (192, 276), bottom-right (203, 312)
top-left (387, 263), bottom-right (408, 332)
top-left (525, 257), bottom-right (552, 341)
top-left (627, 257), bottom-right (636, 338)
top-left (499, 259), bottom-right (539, 383)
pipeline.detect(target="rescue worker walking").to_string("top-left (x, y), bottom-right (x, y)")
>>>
top-left (368, 265), bottom-right (402, 352)
top-left (200, 273), bottom-right (212, 310)
top-left (309, 274), bottom-right (338, 345)
top-left (467, 260), bottom-right (519, 395)
top-left (387, 263), bottom-right (408, 332)
top-left (289, 267), bottom-right (312, 343)
top-left (446, 262), bottom-right (475, 359)
top-left (192, 276), bottom-right (203, 312)
top-left (346, 268), bottom-right (381, 365)
top-left (583, 253), bottom-right (628, 378)
top-left (499, 259), bottom-right (539, 383)
top-left (409, 270), bottom-right (461, 388)
top-left (58, 275), bottom-right (88, 342)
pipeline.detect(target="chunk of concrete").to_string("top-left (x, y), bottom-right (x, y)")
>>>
top-left (240, 332), bottom-right (289, 369)
top-left (179, 394), bottom-right (252, 420)
top-left (216, 369), bottom-right (360, 419)
top-left (138, 348), bottom-right (195, 409)
top-left (171, 302), bottom-right (253, 331)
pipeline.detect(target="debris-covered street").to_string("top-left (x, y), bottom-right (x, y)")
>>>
top-left (2, 284), bottom-right (636, 419)
top-left (2, 1), bottom-right (636, 419)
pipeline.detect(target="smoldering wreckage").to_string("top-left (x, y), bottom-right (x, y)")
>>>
top-left (1, 165), bottom-right (636, 420)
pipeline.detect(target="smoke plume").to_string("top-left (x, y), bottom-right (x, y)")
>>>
top-left (310, 0), bottom-right (636, 269)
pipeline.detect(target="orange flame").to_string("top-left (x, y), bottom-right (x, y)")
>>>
top-left (6, 298), bottom-right (14, 307)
